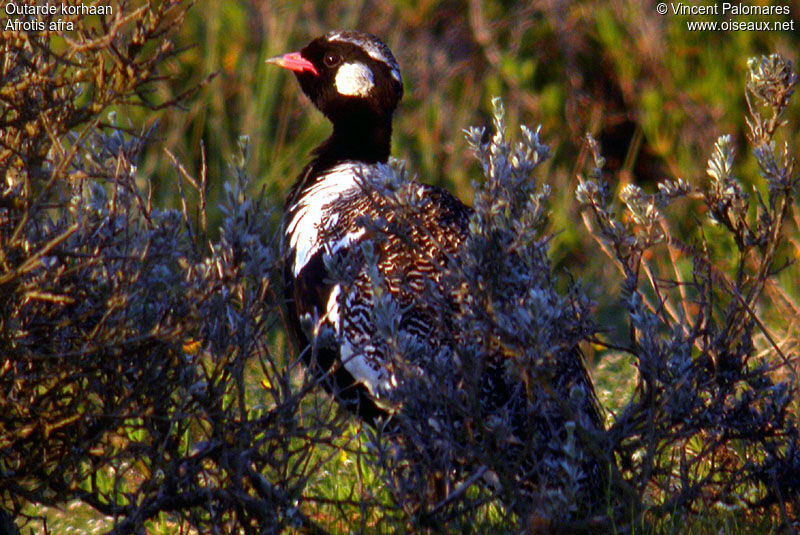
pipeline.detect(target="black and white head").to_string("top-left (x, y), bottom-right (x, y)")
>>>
top-left (267, 31), bottom-right (403, 126)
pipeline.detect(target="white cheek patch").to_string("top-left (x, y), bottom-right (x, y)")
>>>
top-left (326, 32), bottom-right (401, 83)
top-left (335, 62), bottom-right (375, 97)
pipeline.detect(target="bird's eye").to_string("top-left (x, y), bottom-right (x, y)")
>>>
top-left (323, 53), bottom-right (342, 68)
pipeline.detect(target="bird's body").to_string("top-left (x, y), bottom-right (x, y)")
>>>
top-left (270, 30), bottom-right (605, 515)
top-left (284, 159), bottom-right (473, 423)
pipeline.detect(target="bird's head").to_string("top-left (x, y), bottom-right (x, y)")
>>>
top-left (267, 31), bottom-right (403, 126)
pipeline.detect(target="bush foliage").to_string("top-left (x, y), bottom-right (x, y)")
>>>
top-left (2, 1), bottom-right (799, 534)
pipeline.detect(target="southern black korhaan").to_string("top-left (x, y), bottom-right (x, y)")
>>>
top-left (268, 30), bottom-right (607, 519)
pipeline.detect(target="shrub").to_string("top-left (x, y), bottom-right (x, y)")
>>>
top-left (577, 53), bottom-right (799, 531)
top-left (2, 3), bottom-right (342, 533)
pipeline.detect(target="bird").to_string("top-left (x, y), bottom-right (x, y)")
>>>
top-left (268, 30), bottom-right (606, 517)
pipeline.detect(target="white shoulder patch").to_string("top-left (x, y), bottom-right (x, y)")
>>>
top-left (335, 62), bottom-right (375, 97)
top-left (287, 161), bottom-right (391, 276)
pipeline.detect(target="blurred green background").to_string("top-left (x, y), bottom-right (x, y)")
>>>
top-left (141, 0), bottom-right (800, 210)
top-left (140, 0), bottom-right (800, 234)
top-left (137, 0), bottom-right (800, 364)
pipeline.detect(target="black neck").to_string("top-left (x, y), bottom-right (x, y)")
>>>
top-left (286, 112), bottom-right (393, 210)
top-left (314, 113), bottom-right (393, 165)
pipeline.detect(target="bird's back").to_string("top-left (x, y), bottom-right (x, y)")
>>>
top-left (283, 159), bottom-right (473, 420)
